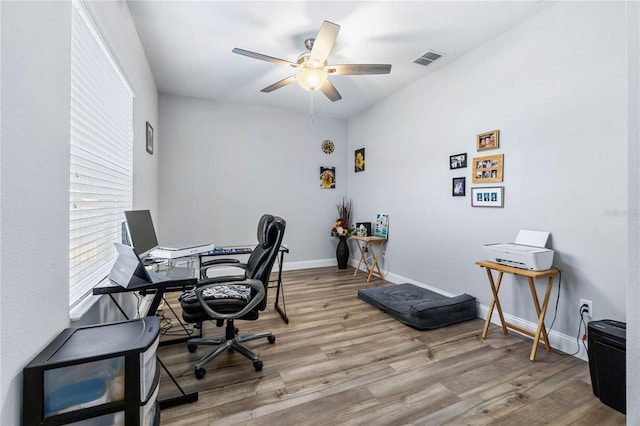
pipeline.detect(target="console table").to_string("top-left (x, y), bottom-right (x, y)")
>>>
top-left (476, 260), bottom-right (561, 361)
top-left (352, 236), bottom-right (388, 282)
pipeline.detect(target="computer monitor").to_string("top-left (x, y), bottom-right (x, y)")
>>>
top-left (123, 210), bottom-right (159, 258)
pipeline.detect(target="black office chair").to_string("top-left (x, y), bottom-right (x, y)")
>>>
top-left (178, 214), bottom-right (286, 379)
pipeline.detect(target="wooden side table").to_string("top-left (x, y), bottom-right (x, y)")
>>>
top-left (476, 260), bottom-right (561, 361)
top-left (352, 235), bottom-right (388, 282)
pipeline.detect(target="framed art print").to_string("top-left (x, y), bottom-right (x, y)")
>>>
top-left (449, 153), bottom-right (467, 169)
top-left (452, 177), bottom-right (466, 196)
top-left (355, 148), bottom-right (365, 172)
top-left (471, 186), bottom-right (504, 207)
top-left (320, 167), bottom-right (335, 189)
top-left (146, 121), bottom-right (154, 155)
top-left (472, 153), bottom-right (503, 183)
top-left (477, 129), bottom-right (499, 151)
top-left (374, 213), bottom-right (389, 238)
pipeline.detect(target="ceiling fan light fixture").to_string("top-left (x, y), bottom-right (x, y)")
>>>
top-left (297, 67), bottom-right (326, 91)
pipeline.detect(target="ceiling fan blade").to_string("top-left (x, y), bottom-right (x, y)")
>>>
top-left (261, 75), bottom-right (298, 93)
top-left (320, 79), bottom-right (342, 102)
top-left (310, 21), bottom-right (340, 63)
top-left (326, 64), bottom-right (392, 75)
top-left (232, 48), bottom-right (299, 68)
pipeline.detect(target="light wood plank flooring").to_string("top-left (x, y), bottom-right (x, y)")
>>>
top-left (156, 267), bottom-right (625, 425)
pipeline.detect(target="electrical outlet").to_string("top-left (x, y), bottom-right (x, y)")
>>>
top-left (580, 298), bottom-right (593, 317)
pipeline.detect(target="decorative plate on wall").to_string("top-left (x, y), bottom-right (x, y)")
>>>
top-left (321, 139), bottom-right (335, 154)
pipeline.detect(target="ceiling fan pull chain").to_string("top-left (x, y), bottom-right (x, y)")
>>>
top-left (309, 91), bottom-right (314, 122)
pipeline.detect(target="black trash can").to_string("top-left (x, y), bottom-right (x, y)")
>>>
top-left (588, 319), bottom-right (626, 414)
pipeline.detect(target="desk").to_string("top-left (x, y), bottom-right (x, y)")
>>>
top-left (476, 260), bottom-right (561, 361)
top-left (352, 236), bottom-right (388, 282)
top-left (199, 245), bottom-right (290, 324)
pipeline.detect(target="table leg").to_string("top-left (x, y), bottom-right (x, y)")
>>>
top-left (529, 276), bottom-right (555, 361)
top-left (371, 242), bottom-right (386, 281)
top-left (353, 240), bottom-right (367, 277)
top-left (482, 269), bottom-right (507, 338)
top-left (366, 242), bottom-right (384, 282)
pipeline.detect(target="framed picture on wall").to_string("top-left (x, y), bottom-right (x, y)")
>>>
top-left (449, 153), bottom-right (467, 169)
top-left (452, 177), bottom-right (466, 196)
top-left (471, 186), bottom-right (504, 207)
top-left (320, 167), bottom-right (335, 189)
top-left (146, 121), bottom-right (154, 155)
top-left (472, 153), bottom-right (504, 183)
top-left (355, 148), bottom-right (365, 172)
top-left (477, 129), bottom-right (499, 151)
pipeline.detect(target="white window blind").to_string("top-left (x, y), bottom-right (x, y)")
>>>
top-left (69, 1), bottom-right (134, 308)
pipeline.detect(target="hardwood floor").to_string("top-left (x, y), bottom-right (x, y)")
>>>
top-left (156, 267), bottom-right (625, 425)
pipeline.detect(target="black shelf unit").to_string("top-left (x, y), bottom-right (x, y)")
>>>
top-left (23, 317), bottom-right (160, 425)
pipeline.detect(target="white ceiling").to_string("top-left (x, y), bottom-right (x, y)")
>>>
top-left (127, 1), bottom-right (555, 119)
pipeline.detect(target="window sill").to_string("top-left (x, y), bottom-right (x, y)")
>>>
top-left (69, 285), bottom-right (102, 322)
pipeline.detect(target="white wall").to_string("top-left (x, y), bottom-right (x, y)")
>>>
top-left (0, 1), bottom-right (159, 424)
top-left (157, 94), bottom-right (348, 265)
top-left (1, 3), bottom-right (71, 423)
top-left (625, 1), bottom-right (640, 423)
top-left (348, 1), bottom-right (628, 350)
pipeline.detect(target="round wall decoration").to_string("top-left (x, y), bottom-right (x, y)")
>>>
top-left (321, 139), bottom-right (335, 154)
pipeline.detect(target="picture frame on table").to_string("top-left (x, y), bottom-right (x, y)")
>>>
top-left (471, 186), bottom-right (504, 207)
top-left (452, 177), bottom-right (466, 197)
top-left (477, 130), bottom-right (499, 151)
top-left (449, 153), bottom-right (467, 169)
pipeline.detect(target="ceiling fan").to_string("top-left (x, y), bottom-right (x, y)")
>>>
top-left (232, 20), bottom-right (392, 102)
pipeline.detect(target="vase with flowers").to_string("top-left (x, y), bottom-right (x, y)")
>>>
top-left (331, 199), bottom-right (355, 269)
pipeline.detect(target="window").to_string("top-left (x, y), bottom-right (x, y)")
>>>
top-left (69, 1), bottom-right (134, 308)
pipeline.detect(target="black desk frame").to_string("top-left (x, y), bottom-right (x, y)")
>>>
top-left (93, 278), bottom-right (199, 408)
top-left (93, 246), bottom-right (290, 407)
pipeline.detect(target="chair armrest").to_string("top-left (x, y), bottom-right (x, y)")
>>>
top-left (194, 279), bottom-right (265, 320)
top-left (200, 259), bottom-right (248, 278)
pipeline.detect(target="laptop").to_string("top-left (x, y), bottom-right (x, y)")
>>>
top-left (124, 210), bottom-right (214, 259)
top-left (109, 243), bottom-right (174, 289)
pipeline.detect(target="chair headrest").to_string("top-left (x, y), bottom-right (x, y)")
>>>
top-left (257, 214), bottom-right (275, 249)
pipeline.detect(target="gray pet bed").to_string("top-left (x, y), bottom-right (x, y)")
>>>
top-left (357, 283), bottom-right (477, 330)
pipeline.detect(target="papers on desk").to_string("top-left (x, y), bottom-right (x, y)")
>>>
top-left (150, 243), bottom-right (215, 259)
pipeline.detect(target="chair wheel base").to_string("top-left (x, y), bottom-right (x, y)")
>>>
top-left (268, 335), bottom-right (276, 344)
top-left (188, 344), bottom-right (198, 353)
top-left (195, 368), bottom-right (206, 379)
top-left (253, 360), bottom-right (263, 371)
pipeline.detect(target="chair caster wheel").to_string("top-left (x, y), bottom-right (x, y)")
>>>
top-left (195, 368), bottom-right (206, 380)
top-left (268, 335), bottom-right (276, 344)
top-left (253, 360), bottom-right (263, 371)
top-left (188, 344), bottom-right (197, 353)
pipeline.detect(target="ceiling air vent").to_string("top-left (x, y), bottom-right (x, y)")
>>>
top-left (413, 50), bottom-right (445, 67)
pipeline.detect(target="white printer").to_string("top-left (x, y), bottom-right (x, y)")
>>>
top-left (483, 230), bottom-right (554, 271)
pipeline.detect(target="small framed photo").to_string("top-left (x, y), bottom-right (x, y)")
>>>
top-left (146, 121), bottom-right (154, 155)
top-left (452, 177), bottom-right (466, 196)
top-left (449, 153), bottom-right (467, 169)
top-left (477, 130), bottom-right (499, 151)
top-left (472, 153), bottom-right (504, 183)
top-left (355, 147), bottom-right (365, 172)
top-left (320, 166), bottom-right (335, 189)
top-left (471, 186), bottom-right (504, 207)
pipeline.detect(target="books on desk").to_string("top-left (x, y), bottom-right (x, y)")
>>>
top-left (150, 243), bottom-right (215, 259)
top-left (204, 247), bottom-right (253, 256)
